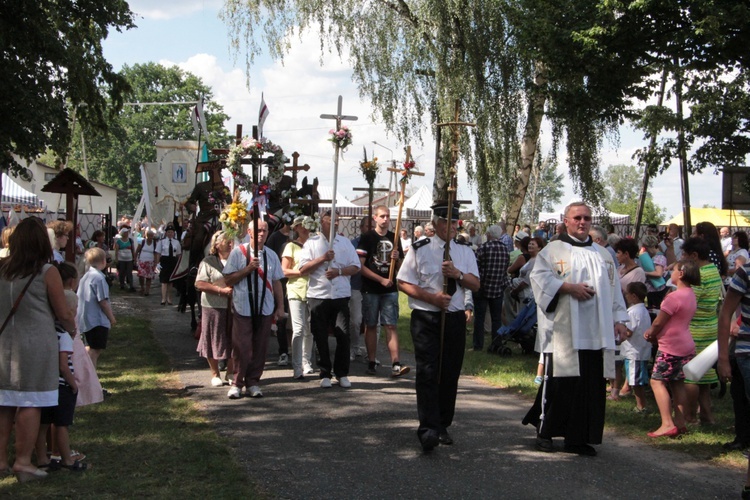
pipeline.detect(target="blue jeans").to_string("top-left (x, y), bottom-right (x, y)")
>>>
top-left (472, 291), bottom-right (503, 349)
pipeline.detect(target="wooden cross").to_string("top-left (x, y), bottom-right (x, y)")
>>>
top-left (320, 96), bottom-right (358, 249)
top-left (286, 152), bottom-right (311, 186)
top-left (387, 145), bottom-right (425, 281)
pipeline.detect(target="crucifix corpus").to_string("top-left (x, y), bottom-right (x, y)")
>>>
top-left (435, 101), bottom-right (475, 381)
top-left (387, 146), bottom-right (425, 281)
top-left (320, 96), bottom-right (357, 250)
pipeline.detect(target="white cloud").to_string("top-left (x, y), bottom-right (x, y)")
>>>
top-left (126, 0), bottom-right (223, 20)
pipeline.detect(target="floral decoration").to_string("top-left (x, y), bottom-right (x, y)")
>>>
top-left (227, 137), bottom-right (286, 190)
top-left (401, 160), bottom-right (416, 182)
top-left (359, 148), bottom-right (379, 186)
top-left (208, 186), bottom-right (232, 205)
top-left (301, 214), bottom-right (319, 232)
top-left (328, 126), bottom-right (352, 150)
top-left (219, 195), bottom-right (249, 240)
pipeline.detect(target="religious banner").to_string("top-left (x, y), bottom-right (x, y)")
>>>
top-left (142, 140), bottom-right (201, 226)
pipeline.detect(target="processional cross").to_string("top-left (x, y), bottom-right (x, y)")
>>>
top-left (387, 146), bottom-right (425, 281)
top-left (435, 101), bottom-right (475, 381)
top-left (320, 96), bottom-right (357, 249)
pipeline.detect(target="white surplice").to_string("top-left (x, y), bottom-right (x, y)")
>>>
top-left (531, 237), bottom-right (628, 378)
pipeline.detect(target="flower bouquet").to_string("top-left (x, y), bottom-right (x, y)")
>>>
top-left (219, 195), bottom-right (249, 241)
top-left (328, 126), bottom-right (352, 150)
top-left (359, 147), bottom-right (379, 186)
top-left (401, 160), bottom-right (416, 182)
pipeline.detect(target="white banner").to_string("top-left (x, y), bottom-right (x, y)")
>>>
top-left (142, 140), bottom-right (200, 227)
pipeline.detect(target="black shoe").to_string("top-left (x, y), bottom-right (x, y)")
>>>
top-left (439, 431), bottom-right (454, 445)
top-left (563, 443), bottom-right (597, 456)
top-left (742, 486), bottom-right (750, 500)
top-left (722, 439), bottom-right (749, 451)
top-left (420, 430), bottom-right (440, 452)
top-left (536, 437), bottom-right (555, 453)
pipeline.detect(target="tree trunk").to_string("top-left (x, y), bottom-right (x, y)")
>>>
top-left (506, 62), bottom-right (547, 229)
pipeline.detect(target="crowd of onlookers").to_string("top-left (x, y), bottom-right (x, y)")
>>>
top-left (3, 208), bottom-right (749, 485)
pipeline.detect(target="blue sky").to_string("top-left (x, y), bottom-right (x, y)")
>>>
top-left (101, 0), bottom-right (726, 222)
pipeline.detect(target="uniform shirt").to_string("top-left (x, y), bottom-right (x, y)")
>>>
top-left (155, 237), bottom-right (181, 257)
top-left (397, 235), bottom-right (479, 313)
top-left (223, 244), bottom-right (283, 316)
top-left (299, 233), bottom-right (361, 300)
top-left (77, 266), bottom-right (111, 332)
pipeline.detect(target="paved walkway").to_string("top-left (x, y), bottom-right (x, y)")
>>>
top-left (117, 290), bottom-right (742, 499)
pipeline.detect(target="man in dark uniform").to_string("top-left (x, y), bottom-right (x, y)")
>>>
top-left (184, 168), bottom-right (230, 268)
top-left (396, 201), bottom-right (480, 452)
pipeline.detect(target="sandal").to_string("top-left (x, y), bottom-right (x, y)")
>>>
top-left (60, 460), bottom-right (88, 472)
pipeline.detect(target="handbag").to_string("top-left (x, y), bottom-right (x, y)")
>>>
top-left (0, 272), bottom-right (37, 336)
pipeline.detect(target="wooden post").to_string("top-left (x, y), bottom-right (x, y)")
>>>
top-left (387, 146), bottom-right (424, 281)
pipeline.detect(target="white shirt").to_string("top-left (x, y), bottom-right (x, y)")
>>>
top-left (299, 233), bottom-right (360, 300)
top-left (397, 235), bottom-right (479, 313)
top-left (722, 236), bottom-right (733, 255)
top-left (155, 237), bottom-right (181, 257)
top-left (223, 244), bottom-right (283, 316)
top-left (621, 303), bottom-right (652, 361)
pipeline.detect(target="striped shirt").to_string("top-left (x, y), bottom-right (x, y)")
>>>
top-left (729, 264), bottom-right (750, 357)
top-left (55, 325), bottom-right (74, 387)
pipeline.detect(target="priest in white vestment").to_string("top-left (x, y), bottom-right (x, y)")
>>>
top-left (522, 202), bottom-right (628, 456)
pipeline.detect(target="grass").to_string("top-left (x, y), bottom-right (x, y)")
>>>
top-left (0, 315), bottom-right (259, 498)
top-left (395, 291), bottom-right (746, 469)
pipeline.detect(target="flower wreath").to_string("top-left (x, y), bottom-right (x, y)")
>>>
top-left (328, 126), bottom-right (352, 150)
top-left (227, 137), bottom-right (286, 190)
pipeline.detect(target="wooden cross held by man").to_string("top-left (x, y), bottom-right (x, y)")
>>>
top-left (320, 96), bottom-right (357, 251)
top-left (387, 145), bottom-right (425, 281)
top-left (435, 101), bottom-right (475, 381)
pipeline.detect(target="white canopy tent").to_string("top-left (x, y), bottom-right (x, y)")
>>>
top-left (1, 173), bottom-right (41, 207)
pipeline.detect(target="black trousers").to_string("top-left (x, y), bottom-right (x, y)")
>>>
top-left (522, 350), bottom-right (606, 445)
top-left (308, 297), bottom-right (351, 379)
top-left (730, 357), bottom-right (750, 444)
top-left (410, 309), bottom-right (466, 437)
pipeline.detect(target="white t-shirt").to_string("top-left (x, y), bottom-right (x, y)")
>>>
top-left (621, 303), bottom-right (652, 361)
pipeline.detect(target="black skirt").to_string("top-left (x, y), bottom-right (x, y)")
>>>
top-left (159, 255), bottom-right (178, 282)
top-left (522, 349), bottom-right (606, 445)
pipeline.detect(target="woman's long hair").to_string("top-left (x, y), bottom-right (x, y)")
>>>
top-left (695, 221), bottom-right (728, 276)
top-left (0, 217), bottom-right (53, 280)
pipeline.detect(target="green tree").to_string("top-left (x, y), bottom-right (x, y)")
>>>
top-left (62, 63), bottom-right (232, 213)
top-left (602, 164), bottom-right (666, 224)
top-left (0, 0), bottom-right (134, 179)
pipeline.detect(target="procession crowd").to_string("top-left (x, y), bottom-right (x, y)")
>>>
top-left (3, 203), bottom-right (750, 498)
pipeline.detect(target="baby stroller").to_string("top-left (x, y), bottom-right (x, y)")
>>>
top-left (488, 298), bottom-right (537, 356)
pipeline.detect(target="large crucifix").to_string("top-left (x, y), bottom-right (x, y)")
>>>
top-left (320, 96), bottom-right (357, 249)
top-left (435, 101), bottom-right (475, 381)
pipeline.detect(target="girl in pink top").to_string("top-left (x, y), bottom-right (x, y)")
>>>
top-left (643, 260), bottom-right (700, 438)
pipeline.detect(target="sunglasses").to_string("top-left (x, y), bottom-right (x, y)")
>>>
top-left (566, 215), bottom-right (592, 222)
